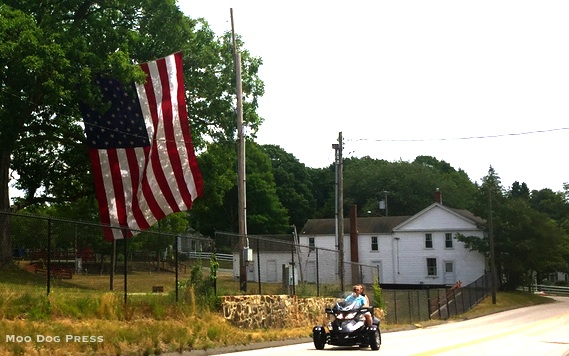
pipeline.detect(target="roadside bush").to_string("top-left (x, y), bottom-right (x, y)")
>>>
top-left (180, 264), bottom-right (217, 311)
top-left (371, 276), bottom-right (386, 311)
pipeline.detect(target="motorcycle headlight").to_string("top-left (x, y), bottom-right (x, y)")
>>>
top-left (335, 314), bottom-right (344, 320)
top-left (345, 312), bottom-right (357, 319)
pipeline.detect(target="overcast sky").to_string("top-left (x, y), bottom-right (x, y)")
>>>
top-left (179, 1), bottom-right (569, 193)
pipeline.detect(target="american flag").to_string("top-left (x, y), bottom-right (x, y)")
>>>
top-left (80, 52), bottom-right (203, 240)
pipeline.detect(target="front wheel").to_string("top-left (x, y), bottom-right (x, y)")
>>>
top-left (313, 327), bottom-right (326, 350)
top-left (370, 328), bottom-right (381, 350)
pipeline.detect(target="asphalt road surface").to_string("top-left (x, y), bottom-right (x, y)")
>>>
top-left (218, 296), bottom-right (569, 356)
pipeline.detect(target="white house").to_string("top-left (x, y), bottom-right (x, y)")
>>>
top-left (298, 193), bottom-right (487, 288)
top-left (232, 234), bottom-right (299, 285)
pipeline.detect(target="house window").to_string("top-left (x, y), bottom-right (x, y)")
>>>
top-left (371, 236), bottom-right (378, 251)
top-left (445, 262), bottom-right (454, 273)
top-left (308, 237), bottom-right (315, 251)
top-left (427, 258), bottom-right (437, 276)
top-left (425, 233), bottom-right (433, 248)
top-left (445, 233), bottom-right (453, 248)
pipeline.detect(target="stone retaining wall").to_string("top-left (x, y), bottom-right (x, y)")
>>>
top-left (220, 295), bottom-right (337, 329)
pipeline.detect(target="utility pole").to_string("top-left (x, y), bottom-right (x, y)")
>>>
top-left (332, 132), bottom-right (344, 292)
top-left (488, 188), bottom-right (497, 304)
top-left (231, 8), bottom-right (247, 292)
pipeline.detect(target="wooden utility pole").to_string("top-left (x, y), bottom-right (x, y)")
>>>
top-left (231, 8), bottom-right (247, 292)
top-left (333, 132), bottom-right (344, 291)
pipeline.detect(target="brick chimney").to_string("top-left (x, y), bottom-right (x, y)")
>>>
top-left (349, 205), bottom-right (359, 284)
top-left (434, 188), bottom-right (443, 204)
top-left (350, 205), bottom-right (359, 264)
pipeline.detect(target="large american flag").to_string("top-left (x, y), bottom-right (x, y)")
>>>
top-left (80, 52), bottom-right (203, 240)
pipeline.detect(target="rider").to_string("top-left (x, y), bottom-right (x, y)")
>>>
top-left (345, 284), bottom-right (373, 327)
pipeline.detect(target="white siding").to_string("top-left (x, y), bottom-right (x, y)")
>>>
top-left (397, 206), bottom-right (478, 232)
top-left (298, 235), bottom-right (339, 284)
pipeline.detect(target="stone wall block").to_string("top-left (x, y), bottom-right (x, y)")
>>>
top-left (220, 295), bottom-right (339, 329)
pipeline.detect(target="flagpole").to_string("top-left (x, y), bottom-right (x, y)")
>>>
top-left (231, 8), bottom-right (248, 293)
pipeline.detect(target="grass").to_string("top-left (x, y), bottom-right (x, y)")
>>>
top-left (0, 265), bottom-right (555, 355)
top-left (0, 264), bottom-right (314, 355)
top-left (451, 290), bottom-right (555, 320)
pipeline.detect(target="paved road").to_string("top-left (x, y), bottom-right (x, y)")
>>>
top-left (218, 296), bottom-right (569, 356)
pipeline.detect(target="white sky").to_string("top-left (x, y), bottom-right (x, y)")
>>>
top-left (179, 0), bottom-right (569, 192)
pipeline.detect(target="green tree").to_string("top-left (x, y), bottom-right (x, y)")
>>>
top-left (244, 142), bottom-right (289, 234)
top-left (260, 144), bottom-right (316, 229)
top-left (459, 167), bottom-right (569, 290)
top-left (189, 141), bottom-right (288, 249)
top-left (510, 181), bottom-right (530, 199)
top-left (1, 2), bottom-right (264, 265)
top-left (307, 165), bottom-right (336, 219)
top-left (341, 156), bottom-right (478, 217)
top-left (530, 188), bottom-right (568, 222)
top-left (498, 198), bottom-right (569, 289)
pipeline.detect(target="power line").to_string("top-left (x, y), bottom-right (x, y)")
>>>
top-left (352, 127), bottom-right (569, 142)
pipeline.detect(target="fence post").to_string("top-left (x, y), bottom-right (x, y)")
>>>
top-left (417, 290), bottom-right (421, 321)
top-left (427, 287), bottom-right (431, 320)
top-left (47, 218), bottom-right (52, 296)
top-left (445, 290), bottom-right (450, 319)
top-left (316, 247), bottom-right (320, 297)
top-left (468, 281), bottom-right (472, 307)
top-left (408, 290), bottom-right (413, 324)
top-left (290, 242), bottom-right (295, 295)
top-left (122, 231), bottom-right (128, 304)
top-left (393, 291), bottom-right (398, 324)
top-left (256, 238), bottom-right (261, 295)
top-left (437, 290), bottom-right (442, 319)
top-left (175, 235), bottom-right (179, 302)
top-left (453, 289), bottom-right (458, 316)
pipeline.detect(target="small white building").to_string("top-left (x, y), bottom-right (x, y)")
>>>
top-left (232, 234), bottom-right (298, 286)
top-left (299, 194), bottom-right (487, 288)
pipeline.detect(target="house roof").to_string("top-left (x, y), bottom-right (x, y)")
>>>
top-left (300, 216), bottom-right (411, 235)
top-left (301, 204), bottom-right (485, 235)
top-left (393, 203), bottom-right (486, 231)
top-left (447, 207), bottom-right (486, 225)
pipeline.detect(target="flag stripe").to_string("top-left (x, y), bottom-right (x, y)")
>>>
top-left (107, 149), bottom-right (127, 239)
top-left (170, 54), bottom-right (201, 207)
top-left (128, 147), bottom-right (151, 232)
top-left (89, 150), bottom-right (111, 234)
top-left (161, 54), bottom-right (195, 210)
top-left (175, 52), bottom-right (203, 201)
top-left (143, 61), bottom-right (179, 214)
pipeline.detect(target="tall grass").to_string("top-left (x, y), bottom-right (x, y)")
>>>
top-left (0, 264), bottom-right (314, 355)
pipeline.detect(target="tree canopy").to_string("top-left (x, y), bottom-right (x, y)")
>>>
top-left (0, 1), bottom-right (264, 265)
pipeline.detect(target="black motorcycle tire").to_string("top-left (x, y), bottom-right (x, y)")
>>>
top-left (313, 329), bottom-right (326, 350)
top-left (370, 328), bottom-right (381, 350)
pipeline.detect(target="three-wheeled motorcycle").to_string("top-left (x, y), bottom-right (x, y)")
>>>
top-left (313, 299), bottom-right (381, 350)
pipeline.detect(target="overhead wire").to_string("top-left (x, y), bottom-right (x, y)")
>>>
top-left (351, 127), bottom-right (569, 143)
top-left (3, 86), bottom-right (569, 145)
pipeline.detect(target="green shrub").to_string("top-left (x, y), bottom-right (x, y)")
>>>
top-left (180, 265), bottom-right (217, 311)
top-left (371, 276), bottom-right (386, 310)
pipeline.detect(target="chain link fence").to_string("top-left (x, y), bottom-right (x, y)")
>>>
top-left (1, 211), bottom-right (213, 298)
top-left (215, 231), bottom-right (381, 297)
top-left (1, 212), bottom-right (492, 324)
